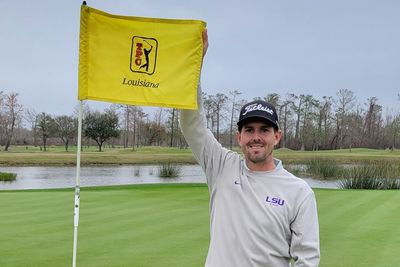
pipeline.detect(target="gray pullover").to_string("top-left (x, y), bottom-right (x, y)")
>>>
top-left (180, 86), bottom-right (320, 267)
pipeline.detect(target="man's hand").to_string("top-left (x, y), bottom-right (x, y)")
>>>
top-left (202, 29), bottom-right (208, 58)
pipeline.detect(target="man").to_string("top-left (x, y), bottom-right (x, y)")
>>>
top-left (180, 31), bottom-right (320, 267)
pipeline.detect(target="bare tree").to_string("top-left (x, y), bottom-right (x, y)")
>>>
top-left (132, 107), bottom-right (146, 149)
top-left (113, 104), bottom-right (147, 150)
top-left (279, 94), bottom-right (295, 149)
top-left (362, 97), bottom-right (383, 147)
top-left (386, 112), bottom-right (400, 150)
top-left (229, 90), bottom-right (241, 149)
top-left (334, 89), bottom-right (356, 149)
top-left (300, 95), bottom-right (319, 150)
top-left (113, 104), bottom-right (133, 148)
top-left (121, 105), bottom-right (131, 148)
top-left (291, 94), bottom-right (304, 149)
top-left (202, 92), bottom-right (213, 129)
top-left (265, 93), bottom-right (283, 146)
top-left (54, 115), bottom-right (77, 151)
top-left (37, 112), bottom-right (57, 151)
top-left (210, 93), bottom-right (228, 141)
top-left (318, 96), bottom-right (333, 149)
top-left (347, 105), bottom-right (364, 149)
top-left (168, 108), bottom-right (176, 147)
top-left (2, 93), bottom-right (23, 151)
top-left (142, 121), bottom-right (167, 146)
top-left (152, 108), bottom-right (167, 146)
top-left (25, 108), bottom-right (39, 146)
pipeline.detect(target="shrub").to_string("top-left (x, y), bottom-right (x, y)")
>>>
top-left (339, 177), bottom-right (383, 189)
top-left (134, 167), bottom-right (141, 177)
top-left (306, 159), bottom-right (342, 179)
top-left (339, 177), bottom-right (400, 190)
top-left (339, 161), bottom-right (400, 189)
top-left (343, 161), bottom-right (400, 179)
top-left (384, 179), bottom-right (400, 189)
top-left (0, 172), bottom-right (17, 181)
top-left (158, 163), bottom-right (181, 178)
top-left (285, 165), bottom-right (305, 177)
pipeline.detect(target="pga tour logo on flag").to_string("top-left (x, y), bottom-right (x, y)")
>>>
top-left (130, 36), bottom-right (158, 75)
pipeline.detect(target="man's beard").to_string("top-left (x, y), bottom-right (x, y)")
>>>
top-left (245, 142), bottom-right (273, 164)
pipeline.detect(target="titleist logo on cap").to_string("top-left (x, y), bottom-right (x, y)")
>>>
top-left (242, 103), bottom-right (274, 116)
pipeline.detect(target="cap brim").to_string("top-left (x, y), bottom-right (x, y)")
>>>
top-left (237, 116), bottom-right (278, 129)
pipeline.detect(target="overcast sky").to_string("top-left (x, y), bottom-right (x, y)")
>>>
top-left (0, 0), bottom-right (399, 116)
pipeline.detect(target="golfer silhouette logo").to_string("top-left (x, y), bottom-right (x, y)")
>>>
top-left (130, 36), bottom-right (158, 75)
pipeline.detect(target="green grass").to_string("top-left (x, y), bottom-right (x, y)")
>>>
top-left (0, 185), bottom-right (399, 267)
top-left (317, 189), bottom-right (400, 266)
top-left (0, 184), bottom-right (209, 267)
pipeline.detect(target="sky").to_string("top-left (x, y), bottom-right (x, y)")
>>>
top-left (0, 0), bottom-right (399, 116)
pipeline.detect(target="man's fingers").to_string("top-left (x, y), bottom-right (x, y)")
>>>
top-left (202, 29), bottom-right (209, 57)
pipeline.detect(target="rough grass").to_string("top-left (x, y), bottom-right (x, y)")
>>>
top-left (158, 163), bottom-right (182, 178)
top-left (0, 172), bottom-right (17, 181)
top-left (306, 158), bottom-right (342, 179)
top-left (339, 177), bottom-right (400, 189)
top-left (0, 146), bottom-right (197, 166)
top-left (0, 185), bottom-right (399, 267)
top-left (338, 160), bottom-right (400, 189)
top-left (276, 147), bottom-right (400, 164)
top-left (287, 158), bottom-right (400, 183)
top-left (343, 160), bottom-right (400, 179)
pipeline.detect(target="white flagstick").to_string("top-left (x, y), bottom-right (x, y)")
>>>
top-left (72, 100), bottom-right (83, 267)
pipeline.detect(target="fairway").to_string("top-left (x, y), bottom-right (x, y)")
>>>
top-left (1, 185), bottom-right (399, 267)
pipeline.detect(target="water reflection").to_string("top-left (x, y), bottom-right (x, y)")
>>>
top-left (0, 165), bottom-right (338, 190)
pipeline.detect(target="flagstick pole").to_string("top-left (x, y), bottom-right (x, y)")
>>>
top-left (72, 100), bottom-right (83, 267)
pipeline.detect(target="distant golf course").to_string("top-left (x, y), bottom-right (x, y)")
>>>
top-left (1, 145), bottom-right (400, 166)
top-left (1, 184), bottom-right (399, 267)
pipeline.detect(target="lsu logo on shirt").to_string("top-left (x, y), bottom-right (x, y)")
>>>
top-left (266, 196), bottom-right (285, 206)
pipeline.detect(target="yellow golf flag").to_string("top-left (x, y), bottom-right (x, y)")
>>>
top-left (78, 5), bottom-right (206, 109)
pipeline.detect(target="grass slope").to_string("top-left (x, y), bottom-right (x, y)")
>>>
top-left (0, 185), bottom-right (399, 267)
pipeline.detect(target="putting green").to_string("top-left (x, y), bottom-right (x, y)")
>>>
top-left (0, 185), bottom-right (399, 266)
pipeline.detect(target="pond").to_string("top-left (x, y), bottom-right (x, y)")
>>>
top-left (0, 165), bottom-right (339, 190)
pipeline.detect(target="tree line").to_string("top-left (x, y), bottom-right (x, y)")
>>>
top-left (1, 89), bottom-right (400, 151)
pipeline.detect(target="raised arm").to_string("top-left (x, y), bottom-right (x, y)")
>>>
top-left (179, 29), bottom-right (229, 189)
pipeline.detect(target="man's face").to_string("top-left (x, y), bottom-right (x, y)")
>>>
top-left (236, 121), bottom-right (281, 169)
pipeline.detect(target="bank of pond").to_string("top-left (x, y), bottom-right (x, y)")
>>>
top-left (286, 159), bottom-right (400, 189)
top-left (1, 159), bottom-right (400, 190)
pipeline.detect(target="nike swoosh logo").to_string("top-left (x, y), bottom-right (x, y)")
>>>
top-left (234, 180), bottom-right (241, 185)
